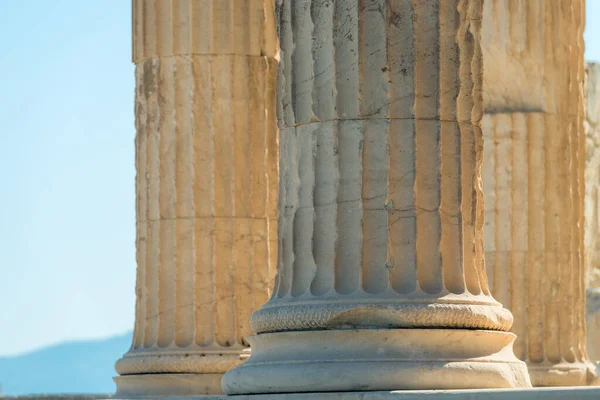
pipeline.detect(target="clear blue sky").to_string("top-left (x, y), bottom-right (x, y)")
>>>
top-left (0, 2), bottom-right (599, 357)
top-left (0, 1), bottom-right (134, 356)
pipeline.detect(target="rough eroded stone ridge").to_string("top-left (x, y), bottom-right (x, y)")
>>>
top-left (114, 0), bottom-right (279, 397)
top-left (482, 0), bottom-right (596, 387)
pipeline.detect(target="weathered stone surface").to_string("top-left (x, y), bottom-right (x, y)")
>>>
top-left (109, 386), bottom-right (600, 400)
top-left (223, 0), bottom-right (530, 394)
top-left (587, 289), bottom-right (600, 365)
top-left (481, 0), bottom-right (544, 113)
top-left (482, 0), bottom-right (596, 387)
top-left (114, 0), bottom-right (279, 397)
top-left (585, 63), bottom-right (600, 365)
top-left (585, 63), bottom-right (600, 291)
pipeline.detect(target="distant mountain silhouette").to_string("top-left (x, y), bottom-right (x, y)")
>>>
top-left (0, 332), bottom-right (132, 396)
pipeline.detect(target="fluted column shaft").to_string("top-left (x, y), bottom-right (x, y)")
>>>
top-left (585, 62), bottom-right (600, 364)
top-left (114, 0), bottom-right (279, 397)
top-left (481, 0), bottom-right (596, 387)
top-left (254, 0), bottom-right (511, 334)
top-left (223, 0), bottom-right (530, 394)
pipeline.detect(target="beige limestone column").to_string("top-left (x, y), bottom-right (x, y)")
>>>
top-left (481, 0), bottom-right (597, 387)
top-left (222, 0), bottom-right (531, 394)
top-left (585, 62), bottom-right (600, 365)
top-left (113, 0), bottom-right (279, 397)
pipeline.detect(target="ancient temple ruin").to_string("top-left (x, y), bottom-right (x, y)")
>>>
top-left (111, 0), bottom-right (600, 398)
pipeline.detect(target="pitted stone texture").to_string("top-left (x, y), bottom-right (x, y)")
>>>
top-left (251, 300), bottom-right (513, 333)
top-left (131, 0), bottom-right (278, 62)
top-left (260, 0), bottom-right (509, 333)
top-left (224, 0), bottom-right (530, 394)
top-left (115, 0), bottom-right (279, 397)
top-left (482, 0), bottom-right (595, 387)
top-left (115, 349), bottom-right (248, 374)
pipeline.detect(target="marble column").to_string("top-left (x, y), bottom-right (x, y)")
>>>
top-left (113, 0), bottom-right (279, 397)
top-left (585, 62), bottom-right (600, 364)
top-left (482, 0), bottom-right (597, 387)
top-left (222, 0), bottom-right (531, 394)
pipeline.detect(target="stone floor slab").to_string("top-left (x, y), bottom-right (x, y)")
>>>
top-left (107, 386), bottom-right (600, 400)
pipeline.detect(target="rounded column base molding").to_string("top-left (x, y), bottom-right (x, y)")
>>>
top-left (528, 362), bottom-right (598, 387)
top-left (251, 301), bottom-right (513, 334)
top-left (115, 348), bottom-right (249, 375)
top-left (222, 329), bottom-right (532, 394)
top-left (115, 349), bottom-right (249, 397)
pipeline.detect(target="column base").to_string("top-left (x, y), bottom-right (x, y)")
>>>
top-left (114, 349), bottom-right (249, 397)
top-left (528, 361), bottom-right (598, 387)
top-left (222, 329), bottom-right (532, 394)
top-left (114, 373), bottom-right (224, 397)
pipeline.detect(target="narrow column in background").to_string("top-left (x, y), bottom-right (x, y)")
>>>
top-left (585, 62), bottom-right (600, 366)
top-left (223, 0), bottom-right (530, 394)
top-left (113, 0), bottom-right (279, 397)
top-left (482, 0), bottom-right (597, 386)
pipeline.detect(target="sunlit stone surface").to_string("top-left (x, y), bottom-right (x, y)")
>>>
top-left (481, 0), bottom-right (597, 387)
top-left (113, 0), bottom-right (279, 397)
top-left (586, 62), bottom-right (600, 365)
top-left (222, 0), bottom-right (530, 394)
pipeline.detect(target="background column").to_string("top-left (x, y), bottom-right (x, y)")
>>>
top-left (585, 61), bottom-right (600, 367)
top-left (223, 0), bottom-right (530, 394)
top-left (114, 0), bottom-right (279, 397)
top-left (481, 0), bottom-right (597, 386)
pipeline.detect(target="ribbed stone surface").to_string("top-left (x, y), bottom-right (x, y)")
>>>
top-left (223, 0), bottom-right (530, 394)
top-left (482, 0), bottom-right (596, 387)
top-left (251, 0), bottom-right (512, 336)
top-left (115, 0), bottom-right (279, 397)
top-left (586, 62), bottom-right (600, 363)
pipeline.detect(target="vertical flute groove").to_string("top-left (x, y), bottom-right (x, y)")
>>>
top-left (311, 121), bottom-right (338, 296)
top-left (174, 55), bottom-right (195, 348)
top-left (362, 120), bottom-right (390, 294)
top-left (232, 57), bottom-right (253, 345)
top-left (292, 0), bottom-right (315, 124)
top-left (279, 127), bottom-right (298, 298)
top-left (359, 0), bottom-right (389, 119)
top-left (334, 0), bottom-right (359, 119)
top-left (387, 0), bottom-right (416, 294)
top-left (493, 114), bottom-right (511, 310)
top-left (335, 120), bottom-right (362, 294)
top-left (527, 113), bottom-right (545, 363)
top-left (311, 0), bottom-right (337, 121)
top-left (251, 56), bottom-right (271, 311)
top-left (212, 56), bottom-right (236, 347)
top-left (133, 63), bottom-right (148, 350)
top-left (191, 55), bottom-right (215, 347)
top-left (360, 4), bottom-right (387, 296)
top-left (144, 59), bottom-right (160, 349)
top-left (291, 125), bottom-right (317, 296)
top-left (458, 0), bottom-right (482, 295)
top-left (439, 0), bottom-right (465, 295)
top-left (510, 113), bottom-right (528, 360)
